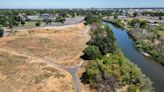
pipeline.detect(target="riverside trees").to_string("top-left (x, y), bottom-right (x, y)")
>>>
top-left (81, 18), bottom-right (154, 92)
top-left (88, 25), bottom-right (116, 55)
top-left (128, 19), bottom-right (164, 66)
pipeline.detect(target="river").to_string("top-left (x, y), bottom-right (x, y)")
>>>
top-left (107, 23), bottom-right (164, 92)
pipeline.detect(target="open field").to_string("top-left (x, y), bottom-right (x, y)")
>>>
top-left (19, 21), bottom-right (37, 26)
top-left (0, 50), bottom-right (73, 92)
top-left (0, 22), bottom-right (89, 66)
top-left (0, 22), bottom-right (90, 92)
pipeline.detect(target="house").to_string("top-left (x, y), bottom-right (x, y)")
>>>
top-left (108, 16), bottom-right (114, 19)
top-left (118, 15), bottom-right (127, 19)
top-left (17, 14), bottom-right (28, 21)
top-left (27, 15), bottom-right (39, 21)
top-left (40, 13), bottom-right (54, 19)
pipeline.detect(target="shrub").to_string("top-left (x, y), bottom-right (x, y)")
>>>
top-left (21, 21), bottom-right (25, 25)
top-left (35, 21), bottom-right (41, 26)
top-left (82, 45), bottom-right (102, 60)
top-left (55, 16), bottom-right (65, 23)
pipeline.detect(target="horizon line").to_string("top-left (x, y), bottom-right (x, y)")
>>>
top-left (0, 7), bottom-right (164, 9)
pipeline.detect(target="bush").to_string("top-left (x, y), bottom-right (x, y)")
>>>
top-left (35, 21), bottom-right (41, 26)
top-left (82, 45), bottom-right (102, 60)
top-left (140, 20), bottom-right (147, 29)
top-left (21, 21), bottom-right (25, 25)
top-left (55, 16), bottom-right (65, 23)
top-left (129, 19), bottom-right (140, 28)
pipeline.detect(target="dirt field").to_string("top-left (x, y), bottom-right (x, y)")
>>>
top-left (0, 22), bottom-right (90, 92)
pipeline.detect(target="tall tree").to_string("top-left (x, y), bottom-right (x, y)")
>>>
top-left (114, 14), bottom-right (118, 19)
top-left (0, 27), bottom-right (4, 37)
top-left (8, 19), bottom-right (13, 32)
top-left (140, 20), bottom-right (147, 29)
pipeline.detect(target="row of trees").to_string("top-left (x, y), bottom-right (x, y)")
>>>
top-left (0, 15), bottom-right (67, 32)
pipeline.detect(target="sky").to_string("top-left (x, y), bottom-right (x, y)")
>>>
top-left (0, 0), bottom-right (164, 9)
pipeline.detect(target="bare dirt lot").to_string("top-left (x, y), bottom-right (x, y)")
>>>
top-left (0, 22), bottom-right (90, 92)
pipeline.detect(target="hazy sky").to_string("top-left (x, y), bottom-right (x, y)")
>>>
top-left (0, 0), bottom-right (164, 8)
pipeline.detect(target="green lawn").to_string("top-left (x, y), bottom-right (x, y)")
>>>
top-left (25, 22), bottom-right (36, 26)
top-left (159, 23), bottom-right (164, 27)
top-left (19, 21), bottom-right (36, 26)
top-left (159, 31), bottom-right (164, 39)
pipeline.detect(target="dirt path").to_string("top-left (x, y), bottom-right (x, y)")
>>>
top-left (45, 26), bottom-right (90, 92)
top-left (0, 47), bottom-right (83, 92)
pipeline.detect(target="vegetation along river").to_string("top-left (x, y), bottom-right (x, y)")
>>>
top-left (106, 22), bottom-right (164, 92)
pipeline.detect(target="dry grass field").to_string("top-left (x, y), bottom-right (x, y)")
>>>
top-left (0, 22), bottom-right (89, 66)
top-left (0, 50), bottom-right (73, 92)
top-left (0, 22), bottom-right (90, 92)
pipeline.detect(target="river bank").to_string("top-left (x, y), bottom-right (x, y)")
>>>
top-left (108, 22), bottom-right (164, 92)
top-left (104, 19), bottom-right (164, 66)
top-left (80, 23), bottom-right (154, 92)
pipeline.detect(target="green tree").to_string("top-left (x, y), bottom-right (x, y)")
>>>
top-left (21, 21), bottom-right (25, 25)
top-left (84, 14), bottom-right (101, 25)
top-left (140, 20), bottom-right (147, 29)
top-left (35, 21), bottom-right (41, 26)
top-left (8, 19), bottom-right (13, 32)
top-left (133, 12), bottom-right (138, 17)
top-left (13, 21), bottom-right (19, 27)
top-left (159, 16), bottom-right (162, 20)
top-left (0, 27), bottom-right (4, 37)
top-left (55, 16), bottom-right (65, 23)
top-left (114, 14), bottom-right (118, 19)
top-left (89, 26), bottom-right (116, 55)
top-left (83, 45), bottom-right (102, 60)
top-left (129, 19), bottom-right (140, 28)
top-left (47, 19), bottom-right (52, 24)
